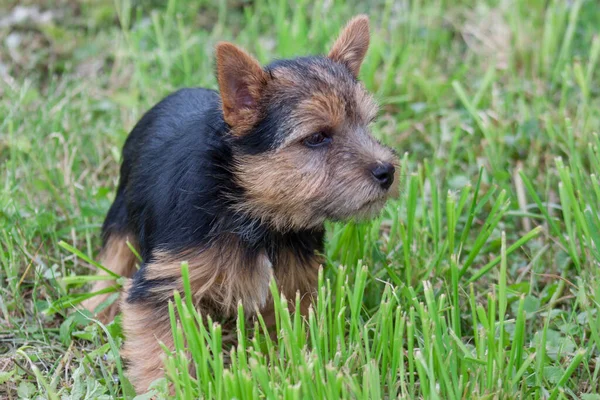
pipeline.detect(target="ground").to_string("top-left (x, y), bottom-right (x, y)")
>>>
top-left (1, 0), bottom-right (600, 399)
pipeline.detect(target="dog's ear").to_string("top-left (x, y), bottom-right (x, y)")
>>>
top-left (328, 15), bottom-right (370, 78)
top-left (216, 42), bottom-right (268, 132)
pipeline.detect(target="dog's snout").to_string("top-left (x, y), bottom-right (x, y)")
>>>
top-left (370, 162), bottom-right (395, 190)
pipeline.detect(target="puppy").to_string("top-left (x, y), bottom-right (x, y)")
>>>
top-left (83, 15), bottom-right (398, 392)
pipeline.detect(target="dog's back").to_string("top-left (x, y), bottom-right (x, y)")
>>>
top-left (113, 88), bottom-right (231, 256)
top-left (83, 87), bottom-right (230, 317)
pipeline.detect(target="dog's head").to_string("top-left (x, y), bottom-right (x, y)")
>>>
top-left (216, 16), bottom-right (399, 231)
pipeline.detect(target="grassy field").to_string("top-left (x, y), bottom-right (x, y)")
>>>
top-left (2, 0), bottom-right (600, 398)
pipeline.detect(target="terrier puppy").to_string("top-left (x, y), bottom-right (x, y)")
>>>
top-left (83, 15), bottom-right (398, 392)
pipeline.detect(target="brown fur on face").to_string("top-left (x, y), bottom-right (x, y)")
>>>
top-left (219, 16), bottom-right (398, 232)
top-left (81, 234), bottom-right (139, 322)
top-left (232, 69), bottom-right (398, 232)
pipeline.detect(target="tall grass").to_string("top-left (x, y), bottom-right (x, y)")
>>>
top-left (1, 0), bottom-right (600, 398)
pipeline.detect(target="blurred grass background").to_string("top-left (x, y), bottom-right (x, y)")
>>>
top-left (1, 0), bottom-right (600, 398)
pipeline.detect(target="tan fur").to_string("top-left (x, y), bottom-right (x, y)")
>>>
top-left (295, 93), bottom-right (345, 129)
top-left (223, 21), bottom-right (394, 234)
top-left (216, 42), bottom-right (269, 134)
top-left (274, 250), bottom-right (321, 313)
top-left (281, 87), bottom-right (379, 146)
top-left (144, 235), bottom-right (273, 316)
top-left (121, 289), bottom-right (173, 392)
top-left (354, 83), bottom-right (379, 124)
top-left (328, 15), bottom-right (370, 77)
top-left (121, 236), bottom-right (321, 393)
top-left (233, 105), bottom-right (398, 232)
top-left (258, 252), bottom-right (321, 330)
top-left (123, 235), bottom-right (274, 393)
top-left (81, 234), bottom-right (138, 322)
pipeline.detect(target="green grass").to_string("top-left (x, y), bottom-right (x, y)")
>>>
top-left (2, 0), bottom-right (600, 398)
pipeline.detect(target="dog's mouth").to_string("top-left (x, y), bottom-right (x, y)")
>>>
top-left (356, 195), bottom-right (388, 215)
top-left (362, 194), bottom-right (387, 208)
top-left (325, 194), bottom-right (388, 223)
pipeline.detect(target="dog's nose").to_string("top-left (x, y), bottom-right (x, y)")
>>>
top-left (370, 162), bottom-right (395, 190)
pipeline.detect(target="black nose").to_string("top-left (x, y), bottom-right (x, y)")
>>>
top-left (370, 163), bottom-right (395, 190)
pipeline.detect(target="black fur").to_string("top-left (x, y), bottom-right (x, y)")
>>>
top-left (101, 81), bottom-right (327, 303)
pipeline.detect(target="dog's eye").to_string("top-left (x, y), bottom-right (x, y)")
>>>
top-left (303, 132), bottom-right (331, 148)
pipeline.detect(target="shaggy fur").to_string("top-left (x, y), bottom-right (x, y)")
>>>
top-left (85, 15), bottom-right (398, 393)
